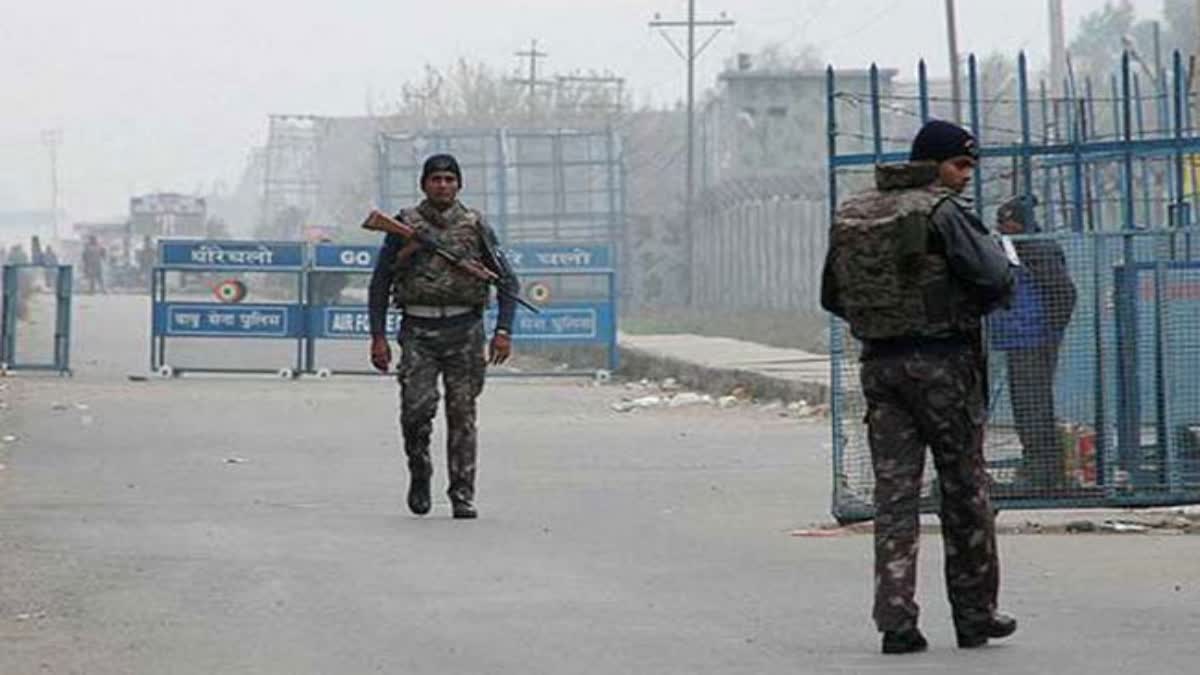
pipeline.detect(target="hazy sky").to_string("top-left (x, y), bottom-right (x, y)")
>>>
top-left (1, 0), bottom-right (1158, 223)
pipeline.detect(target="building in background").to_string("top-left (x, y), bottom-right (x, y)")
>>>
top-left (703, 58), bottom-right (897, 187)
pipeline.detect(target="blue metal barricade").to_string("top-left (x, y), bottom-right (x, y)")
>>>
top-left (499, 243), bottom-right (619, 375)
top-left (304, 243), bottom-right (396, 375)
top-left (0, 265), bottom-right (72, 375)
top-left (303, 242), bottom-right (619, 376)
top-left (150, 240), bottom-right (307, 377)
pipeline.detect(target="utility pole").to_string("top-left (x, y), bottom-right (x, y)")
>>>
top-left (650, 2), bottom-right (734, 306)
top-left (41, 129), bottom-right (62, 241)
top-left (1048, 0), bottom-right (1067, 97)
top-left (945, 0), bottom-right (963, 123)
top-left (512, 39), bottom-right (551, 121)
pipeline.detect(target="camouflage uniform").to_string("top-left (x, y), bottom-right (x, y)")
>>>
top-left (861, 348), bottom-right (998, 631)
top-left (398, 317), bottom-right (487, 504)
top-left (822, 162), bottom-right (1013, 635)
top-left (368, 199), bottom-right (518, 509)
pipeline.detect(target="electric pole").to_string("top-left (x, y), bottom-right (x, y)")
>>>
top-left (41, 129), bottom-right (62, 241)
top-left (512, 39), bottom-right (551, 121)
top-left (945, 0), bottom-right (963, 123)
top-left (650, 2), bottom-right (734, 306)
top-left (1048, 0), bottom-right (1066, 97)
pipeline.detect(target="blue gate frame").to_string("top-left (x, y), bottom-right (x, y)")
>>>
top-left (150, 240), bottom-right (307, 376)
top-left (827, 50), bottom-right (1200, 522)
top-left (0, 265), bottom-right (72, 375)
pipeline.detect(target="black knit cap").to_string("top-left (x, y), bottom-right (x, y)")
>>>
top-left (997, 194), bottom-right (1040, 230)
top-left (909, 119), bottom-right (979, 163)
top-left (421, 153), bottom-right (463, 187)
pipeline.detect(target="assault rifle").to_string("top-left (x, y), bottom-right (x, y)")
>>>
top-left (361, 209), bottom-right (540, 314)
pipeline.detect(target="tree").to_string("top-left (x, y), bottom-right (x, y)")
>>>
top-left (1067, 1), bottom-right (1198, 83)
top-left (1069, 0), bottom-right (1138, 78)
top-left (384, 58), bottom-right (628, 129)
top-left (1162, 0), bottom-right (1197, 60)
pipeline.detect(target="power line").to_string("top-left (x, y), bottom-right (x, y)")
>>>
top-left (41, 129), bottom-right (62, 240)
top-left (815, 3), bottom-right (902, 52)
top-left (649, 2), bottom-right (735, 306)
top-left (509, 39), bottom-right (553, 121)
top-left (778, 0), bottom-right (831, 51)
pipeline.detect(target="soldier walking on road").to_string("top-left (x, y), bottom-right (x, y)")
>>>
top-left (367, 154), bottom-right (519, 520)
top-left (821, 120), bottom-right (1018, 654)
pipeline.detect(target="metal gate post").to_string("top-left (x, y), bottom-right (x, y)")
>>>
top-left (54, 266), bottom-right (72, 374)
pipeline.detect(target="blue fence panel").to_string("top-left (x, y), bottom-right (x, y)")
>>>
top-left (0, 265), bottom-right (73, 374)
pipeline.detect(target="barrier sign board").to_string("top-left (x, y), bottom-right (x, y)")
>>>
top-left (158, 240), bottom-right (306, 270)
top-left (309, 306), bottom-right (402, 339)
top-left (505, 244), bottom-right (612, 272)
top-left (312, 244), bottom-right (379, 271)
top-left (307, 302), bottom-right (613, 344)
top-left (153, 303), bottom-right (303, 339)
top-left (486, 303), bottom-right (614, 342)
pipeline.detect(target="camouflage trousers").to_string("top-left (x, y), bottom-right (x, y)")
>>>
top-left (398, 317), bottom-right (487, 504)
top-left (860, 346), bottom-right (999, 633)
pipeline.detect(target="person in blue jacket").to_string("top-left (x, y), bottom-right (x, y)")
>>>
top-left (990, 195), bottom-right (1077, 489)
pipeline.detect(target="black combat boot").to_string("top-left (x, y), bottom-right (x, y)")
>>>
top-left (451, 500), bottom-right (477, 520)
top-left (881, 628), bottom-right (928, 655)
top-left (407, 473), bottom-right (431, 516)
top-left (956, 613), bottom-right (1017, 648)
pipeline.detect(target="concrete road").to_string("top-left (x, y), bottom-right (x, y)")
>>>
top-left (1, 294), bottom-right (1198, 674)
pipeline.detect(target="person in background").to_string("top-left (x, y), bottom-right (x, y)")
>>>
top-left (42, 245), bottom-right (59, 290)
top-left (989, 194), bottom-right (1077, 490)
top-left (30, 236), bottom-right (45, 266)
top-left (82, 235), bottom-right (107, 294)
top-left (7, 244), bottom-right (28, 266)
top-left (138, 235), bottom-right (157, 291)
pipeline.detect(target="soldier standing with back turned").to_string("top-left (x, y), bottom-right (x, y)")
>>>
top-left (367, 154), bottom-right (519, 520)
top-left (821, 120), bottom-right (1017, 654)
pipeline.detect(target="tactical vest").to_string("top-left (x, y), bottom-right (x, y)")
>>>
top-left (829, 178), bottom-right (981, 342)
top-left (391, 203), bottom-right (491, 308)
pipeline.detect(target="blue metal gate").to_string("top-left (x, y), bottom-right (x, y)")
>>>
top-left (0, 265), bottom-right (72, 375)
top-left (828, 51), bottom-right (1200, 521)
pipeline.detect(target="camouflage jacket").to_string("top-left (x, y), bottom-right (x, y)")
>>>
top-left (821, 162), bottom-right (1013, 344)
top-left (367, 201), bottom-right (519, 336)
